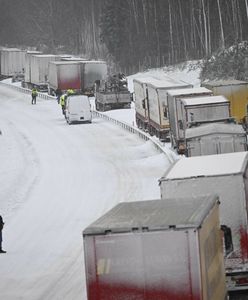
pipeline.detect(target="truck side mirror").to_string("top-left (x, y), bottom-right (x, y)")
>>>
top-left (142, 99), bottom-right (145, 109)
top-left (221, 225), bottom-right (233, 256)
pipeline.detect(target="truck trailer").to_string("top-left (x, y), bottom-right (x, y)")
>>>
top-left (0, 48), bottom-right (26, 77)
top-left (83, 196), bottom-right (227, 300)
top-left (201, 80), bottom-right (248, 124)
top-left (30, 54), bottom-right (58, 91)
top-left (146, 78), bottom-right (192, 141)
top-left (167, 87), bottom-right (213, 149)
top-left (48, 61), bottom-right (82, 95)
top-left (159, 151), bottom-right (248, 293)
top-left (170, 95), bottom-right (231, 154)
top-left (23, 50), bottom-right (42, 87)
top-left (133, 76), bottom-right (165, 130)
top-left (185, 123), bottom-right (247, 157)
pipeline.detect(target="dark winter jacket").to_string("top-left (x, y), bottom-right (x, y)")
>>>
top-left (0, 215), bottom-right (4, 230)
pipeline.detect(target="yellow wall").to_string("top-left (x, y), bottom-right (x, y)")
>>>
top-left (212, 84), bottom-right (248, 123)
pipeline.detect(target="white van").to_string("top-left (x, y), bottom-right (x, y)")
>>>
top-left (65, 95), bottom-right (92, 124)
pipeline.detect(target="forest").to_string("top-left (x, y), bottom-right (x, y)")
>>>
top-left (0, 0), bottom-right (247, 75)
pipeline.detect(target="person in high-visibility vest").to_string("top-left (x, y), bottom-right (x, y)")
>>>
top-left (31, 88), bottom-right (38, 105)
top-left (60, 94), bottom-right (67, 115)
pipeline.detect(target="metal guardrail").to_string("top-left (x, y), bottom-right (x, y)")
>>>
top-left (93, 111), bottom-right (176, 163)
top-left (0, 81), bottom-right (176, 163)
top-left (0, 81), bottom-right (55, 100)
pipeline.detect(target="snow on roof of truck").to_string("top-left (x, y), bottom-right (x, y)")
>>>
top-left (185, 123), bottom-right (245, 139)
top-left (167, 87), bottom-right (212, 96)
top-left (2, 48), bottom-right (24, 52)
top-left (26, 51), bottom-right (42, 55)
top-left (83, 195), bottom-right (219, 235)
top-left (182, 95), bottom-right (228, 106)
top-left (49, 61), bottom-right (80, 65)
top-left (147, 77), bottom-right (191, 89)
top-left (33, 54), bottom-right (57, 58)
top-left (133, 76), bottom-right (165, 84)
top-left (161, 151), bottom-right (248, 180)
top-left (82, 60), bottom-right (107, 64)
top-left (202, 79), bottom-right (248, 86)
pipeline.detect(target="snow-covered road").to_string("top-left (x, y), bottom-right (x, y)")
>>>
top-left (0, 85), bottom-right (170, 299)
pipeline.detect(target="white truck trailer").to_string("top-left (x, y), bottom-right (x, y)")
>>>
top-left (83, 195), bottom-right (227, 300)
top-left (159, 151), bottom-right (248, 293)
top-left (48, 61), bottom-right (82, 95)
top-left (146, 78), bottom-right (192, 141)
top-left (133, 77), bottom-right (164, 130)
top-left (0, 48), bottom-right (26, 77)
top-left (185, 123), bottom-right (247, 157)
top-left (30, 54), bottom-right (58, 91)
top-left (81, 60), bottom-right (107, 95)
top-left (23, 51), bottom-right (42, 87)
top-left (171, 95), bottom-right (231, 153)
top-left (167, 87), bottom-right (213, 148)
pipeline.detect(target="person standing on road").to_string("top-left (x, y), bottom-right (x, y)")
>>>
top-left (55, 88), bottom-right (62, 104)
top-left (31, 88), bottom-right (38, 105)
top-left (60, 94), bottom-right (67, 115)
top-left (0, 215), bottom-right (6, 253)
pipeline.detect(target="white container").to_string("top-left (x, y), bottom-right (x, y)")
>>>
top-left (185, 123), bottom-right (247, 156)
top-left (159, 151), bottom-right (248, 291)
top-left (24, 51), bottom-right (42, 83)
top-left (146, 78), bottom-right (192, 140)
top-left (48, 61), bottom-right (82, 93)
top-left (83, 195), bottom-right (227, 300)
top-left (30, 54), bottom-right (58, 86)
top-left (175, 95), bottom-right (230, 152)
top-left (167, 87), bottom-right (213, 148)
top-left (80, 60), bottom-right (108, 91)
top-left (65, 95), bottom-right (92, 124)
top-left (133, 77), bottom-right (163, 130)
top-left (1, 48), bottom-right (26, 76)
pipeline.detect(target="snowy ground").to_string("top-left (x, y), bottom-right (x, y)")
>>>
top-left (0, 62), bottom-right (201, 299)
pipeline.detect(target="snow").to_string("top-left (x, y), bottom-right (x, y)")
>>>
top-left (185, 123), bottom-right (245, 138)
top-left (182, 95), bottom-right (228, 106)
top-left (167, 87), bottom-right (211, 96)
top-left (0, 62), bottom-right (202, 299)
top-left (161, 151), bottom-right (248, 179)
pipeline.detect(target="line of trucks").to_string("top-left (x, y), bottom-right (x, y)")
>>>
top-left (133, 76), bottom-right (248, 156)
top-left (82, 74), bottom-right (248, 299)
top-left (83, 151), bottom-right (248, 299)
top-left (2, 47), bottom-right (248, 299)
top-left (0, 47), bottom-right (132, 110)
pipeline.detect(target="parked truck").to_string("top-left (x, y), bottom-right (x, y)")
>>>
top-left (0, 48), bottom-right (26, 78)
top-left (81, 60), bottom-right (108, 96)
top-left (185, 123), bottom-right (247, 157)
top-left (30, 54), bottom-right (58, 91)
top-left (159, 151), bottom-right (248, 293)
top-left (48, 61), bottom-right (82, 95)
top-left (169, 95), bottom-right (231, 154)
top-left (133, 76), bottom-right (164, 130)
top-left (95, 73), bottom-right (132, 111)
top-left (83, 195), bottom-right (227, 300)
top-left (48, 60), bottom-right (107, 96)
top-left (23, 50), bottom-right (42, 88)
top-left (167, 87), bottom-right (213, 149)
top-left (201, 80), bottom-right (248, 125)
top-left (146, 77), bottom-right (192, 141)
